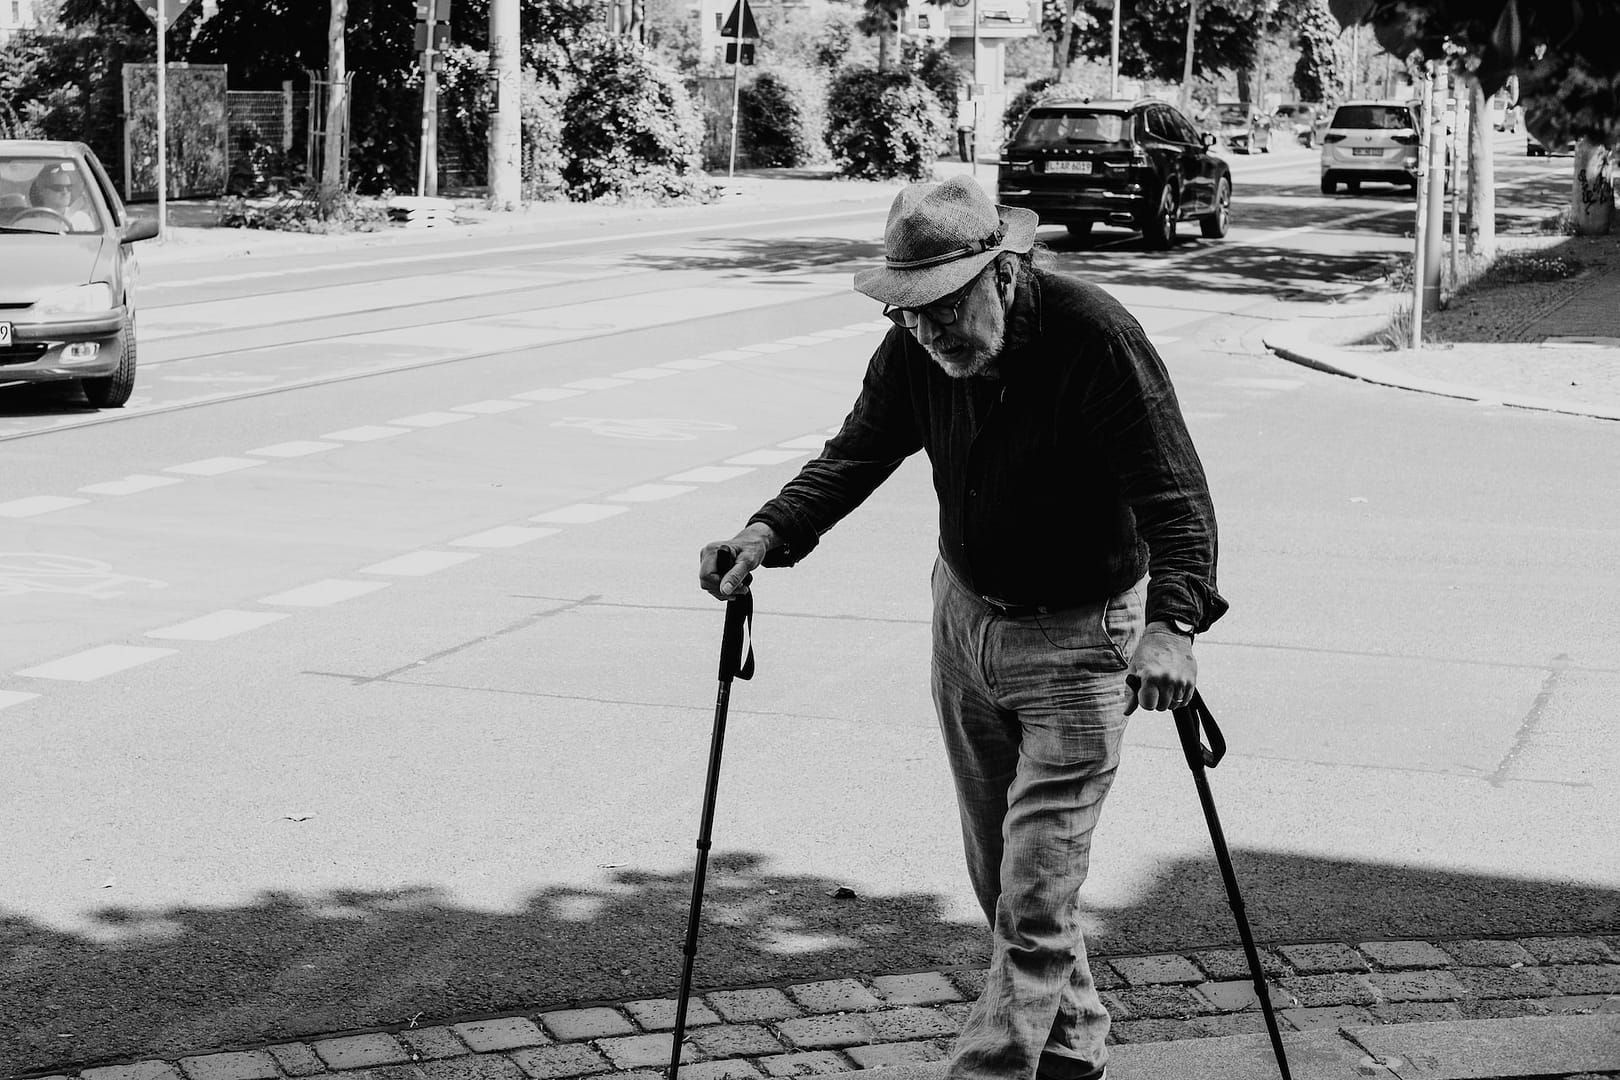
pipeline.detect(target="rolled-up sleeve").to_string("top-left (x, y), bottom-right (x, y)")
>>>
top-left (749, 331), bottom-right (924, 566)
top-left (1084, 325), bottom-right (1228, 632)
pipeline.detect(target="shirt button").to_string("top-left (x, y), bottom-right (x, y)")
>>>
top-left (968, 489), bottom-right (978, 497)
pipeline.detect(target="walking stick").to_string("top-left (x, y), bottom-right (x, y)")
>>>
top-left (669, 557), bottom-right (755, 1080)
top-left (1172, 690), bottom-right (1293, 1080)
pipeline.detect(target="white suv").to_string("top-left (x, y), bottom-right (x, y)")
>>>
top-left (1319, 100), bottom-right (1422, 195)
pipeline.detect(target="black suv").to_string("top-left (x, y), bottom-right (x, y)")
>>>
top-left (996, 99), bottom-right (1231, 249)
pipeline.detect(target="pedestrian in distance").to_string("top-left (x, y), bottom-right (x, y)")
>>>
top-left (697, 173), bottom-right (1228, 1080)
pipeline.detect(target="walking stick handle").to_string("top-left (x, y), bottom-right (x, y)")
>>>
top-left (1172, 690), bottom-right (1225, 769)
top-left (713, 549), bottom-right (755, 682)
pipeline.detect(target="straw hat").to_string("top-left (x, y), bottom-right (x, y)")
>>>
top-left (853, 175), bottom-right (1038, 308)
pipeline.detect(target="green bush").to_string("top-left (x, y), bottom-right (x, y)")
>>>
top-left (560, 33), bottom-right (713, 203)
top-left (219, 183), bottom-right (389, 233)
top-left (522, 70), bottom-right (568, 199)
top-left (738, 66), bottom-right (827, 168)
top-left (825, 66), bottom-right (948, 181)
top-left (907, 41), bottom-right (964, 114)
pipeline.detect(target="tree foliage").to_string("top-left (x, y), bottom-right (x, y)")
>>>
top-left (1072, 0), bottom-right (1263, 83)
top-left (737, 67), bottom-right (827, 168)
top-left (1289, 0), bottom-right (1342, 101)
top-left (825, 66), bottom-right (948, 180)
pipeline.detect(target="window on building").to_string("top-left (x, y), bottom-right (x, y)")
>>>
top-left (10, 2), bottom-right (20, 22)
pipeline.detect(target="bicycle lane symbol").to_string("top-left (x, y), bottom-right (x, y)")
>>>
top-left (0, 553), bottom-right (168, 599)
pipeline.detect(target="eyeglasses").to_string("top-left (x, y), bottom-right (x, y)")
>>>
top-left (883, 278), bottom-right (978, 330)
top-left (43, 183), bottom-right (73, 193)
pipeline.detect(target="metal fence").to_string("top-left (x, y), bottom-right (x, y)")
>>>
top-left (225, 87), bottom-right (310, 192)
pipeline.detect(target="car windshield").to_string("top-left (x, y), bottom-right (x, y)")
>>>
top-left (0, 155), bottom-right (107, 234)
top-left (1011, 110), bottom-right (1128, 148)
top-left (1332, 105), bottom-right (1415, 130)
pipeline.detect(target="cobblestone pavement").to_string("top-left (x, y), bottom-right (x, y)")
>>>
top-left (22, 932), bottom-right (1617, 1080)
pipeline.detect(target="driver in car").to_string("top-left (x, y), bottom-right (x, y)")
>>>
top-left (28, 163), bottom-right (96, 231)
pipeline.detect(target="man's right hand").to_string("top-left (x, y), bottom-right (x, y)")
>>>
top-left (699, 523), bottom-right (778, 600)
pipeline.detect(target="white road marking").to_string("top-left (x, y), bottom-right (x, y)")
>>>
top-left (260, 579), bottom-right (391, 606)
top-left (664, 358), bottom-right (724, 369)
top-left (0, 690), bottom-right (39, 710)
top-left (726, 449), bottom-right (809, 466)
top-left (529, 504), bottom-right (629, 525)
top-left (614, 367), bottom-right (680, 380)
top-left (807, 328), bottom-right (864, 340)
top-left (360, 550), bottom-right (481, 576)
top-left (1220, 377), bottom-right (1307, 391)
top-left (16, 645), bottom-right (177, 681)
top-left (450, 526), bottom-right (560, 548)
top-left (776, 335), bottom-right (831, 346)
top-left (165, 457), bottom-right (266, 476)
top-left (667, 466), bottom-right (755, 483)
top-left (249, 440), bottom-right (343, 457)
top-left (562, 377), bottom-right (632, 391)
top-left (322, 425), bottom-right (410, 442)
top-left (79, 475), bottom-right (185, 496)
top-left (0, 496), bottom-right (90, 518)
top-left (512, 388), bottom-right (586, 401)
top-left (146, 610), bottom-right (290, 641)
top-left (609, 484), bottom-right (696, 503)
top-left (452, 399), bottom-right (532, 414)
top-left (777, 435), bottom-right (830, 450)
top-left (736, 342), bottom-right (796, 354)
top-left (391, 411), bottom-right (475, 427)
top-left (845, 321), bottom-right (891, 333)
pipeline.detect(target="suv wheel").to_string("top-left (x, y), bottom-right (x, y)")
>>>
top-left (1141, 184), bottom-right (1177, 250)
top-left (1065, 221), bottom-right (1094, 238)
top-left (1200, 177), bottom-right (1231, 239)
top-left (1320, 174), bottom-right (1336, 195)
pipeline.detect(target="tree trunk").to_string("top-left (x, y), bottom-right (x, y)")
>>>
top-left (1467, 76), bottom-right (1495, 260)
top-left (1178, 0), bottom-right (1197, 115)
top-left (1237, 68), bottom-right (1251, 104)
top-left (1571, 138), bottom-right (1614, 235)
top-left (322, 0), bottom-right (347, 194)
top-left (1054, 0), bottom-right (1079, 82)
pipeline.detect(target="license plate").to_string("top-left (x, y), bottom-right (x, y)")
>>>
top-left (0, 322), bottom-right (10, 348)
top-left (1352, 147), bottom-right (1383, 156)
top-left (1047, 160), bottom-right (1092, 174)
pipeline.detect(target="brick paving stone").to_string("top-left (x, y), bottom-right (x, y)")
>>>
top-left (1518, 936), bottom-right (1618, 965)
top-left (705, 989), bottom-right (802, 1024)
top-left (1368, 1001), bottom-right (1465, 1024)
top-left (1109, 954), bottom-right (1204, 986)
top-left (400, 1027), bottom-right (474, 1060)
top-left (314, 1033), bottom-right (413, 1069)
top-left (1107, 986), bottom-right (1212, 1020)
top-left (774, 1014), bottom-right (877, 1050)
top-left (597, 1033), bottom-right (686, 1070)
top-left (266, 1043), bottom-right (326, 1077)
top-left (670, 1062), bottom-right (763, 1080)
top-left (541, 1008), bottom-right (636, 1041)
top-left (1109, 1012), bottom-right (1268, 1043)
top-left (82, 1064), bottom-right (184, 1080)
top-left (178, 1051), bottom-right (281, 1080)
top-left (784, 979), bottom-right (881, 1014)
top-left (1277, 943), bottom-right (1370, 974)
top-left (1277, 973), bottom-right (1377, 1008)
top-left (1190, 979), bottom-right (1292, 1013)
top-left (844, 1041), bottom-right (948, 1069)
top-left (756, 1052), bottom-right (850, 1077)
top-left (450, 1018), bottom-right (549, 1052)
top-left (416, 1057), bottom-right (526, 1080)
top-left (941, 1002), bottom-right (975, 1025)
top-left (1452, 965), bottom-right (1555, 999)
top-left (329, 1068), bottom-right (428, 1080)
top-left (1547, 964), bottom-right (1620, 995)
top-left (1088, 961), bottom-right (1126, 991)
top-left (1189, 948), bottom-right (1287, 981)
top-left (1366, 969), bottom-right (1468, 1002)
top-left (1282, 1005), bottom-right (1377, 1031)
top-left (1440, 938), bottom-right (1534, 967)
top-left (508, 1043), bottom-right (612, 1079)
top-left (625, 998), bottom-right (721, 1032)
top-left (1357, 940), bottom-right (1454, 970)
top-left (1542, 994), bottom-right (1620, 1015)
top-left (866, 1006), bottom-right (960, 1041)
top-left (1099, 992), bottom-right (1129, 1021)
top-left (690, 1024), bottom-right (787, 1058)
top-left (1457, 997), bottom-right (1551, 1020)
top-left (947, 969), bottom-right (988, 999)
top-left (870, 972), bottom-right (963, 1005)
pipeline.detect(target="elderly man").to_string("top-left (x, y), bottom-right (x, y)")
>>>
top-left (698, 174), bottom-right (1226, 1080)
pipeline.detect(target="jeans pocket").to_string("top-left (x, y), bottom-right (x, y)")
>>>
top-left (1033, 602), bottom-right (1128, 672)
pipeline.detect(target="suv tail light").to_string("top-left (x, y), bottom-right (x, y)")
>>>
top-left (1392, 133), bottom-right (1419, 145)
top-left (1322, 133), bottom-right (1345, 144)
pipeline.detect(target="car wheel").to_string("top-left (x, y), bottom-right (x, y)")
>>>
top-left (1200, 177), bottom-right (1231, 239)
top-left (82, 314), bottom-right (136, 409)
top-left (1346, 180), bottom-right (1361, 194)
top-left (1141, 184), bottom-right (1177, 250)
top-left (1320, 175), bottom-right (1336, 195)
top-left (1065, 221), bottom-right (1094, 238)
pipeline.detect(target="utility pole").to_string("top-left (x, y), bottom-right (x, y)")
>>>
top-left (487, 0), bottom-right (520, 208)
top-left (1178, 0), bottom-right (1197, 116)
top-left (414, 0), bottom-right (449, 197)
top-left (1109, 0), bottom-right (1119, 98)
top-left (1421, 63), bottom-right (1447, 321)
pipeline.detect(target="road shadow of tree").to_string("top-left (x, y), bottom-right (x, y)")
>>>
top-left (4, 849), bottom-right (1617, 1076)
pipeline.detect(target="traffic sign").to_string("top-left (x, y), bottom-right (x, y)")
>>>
top-left (133, 0), bottom-right (196, 31)
top-left (415, 22), bottom-right (452, 51)
top-left (719, 0), bottom-right (759, 40)
top-left (725, 41), bottom-right (755, 65)
top-left (415, 0), bottom-right (452, 18)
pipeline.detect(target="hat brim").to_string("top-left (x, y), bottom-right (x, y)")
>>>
top-left (853, 205), bottom-right (1038, 308)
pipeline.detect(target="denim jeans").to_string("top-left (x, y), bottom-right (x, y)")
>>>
top-left (930, 557), bottom-right (1145, 1080)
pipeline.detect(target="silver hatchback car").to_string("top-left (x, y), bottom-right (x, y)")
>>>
top-left (1319, 100), bottom-right (1422, 195)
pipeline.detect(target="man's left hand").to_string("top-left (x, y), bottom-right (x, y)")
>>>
top-left (1125, 623), bottom-right (1196, 715)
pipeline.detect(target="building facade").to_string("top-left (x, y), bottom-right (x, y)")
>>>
top-left (0, 0), bottom-right (42, 41)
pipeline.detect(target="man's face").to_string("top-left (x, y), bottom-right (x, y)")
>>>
top-left (39, 174), bottom-right (75, 207)
top-left (906, 264), bottom-right (1010, 379)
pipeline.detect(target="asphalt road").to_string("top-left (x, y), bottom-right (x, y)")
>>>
top-left (1, 142), bottom-right (1614, 1074)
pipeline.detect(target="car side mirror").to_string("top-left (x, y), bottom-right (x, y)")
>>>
top-left (1202, 132), bottom-right (1217, 150)
top-left (122, 218), bottom-right (160, 243)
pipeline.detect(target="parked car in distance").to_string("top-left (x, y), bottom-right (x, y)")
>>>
top-left (996, 98), bottom-right (1232, 249)
top-left (0, 139), bottom-right (157, 408)
top-left (1319, 100), bottom-right (1423, 195)
top-left (1274, 101), bottom-right (1327, 146)
top-left (1214, 101), bottom-right (1271, 154)
top-left (1525, 130), bottom-right (1576, 156)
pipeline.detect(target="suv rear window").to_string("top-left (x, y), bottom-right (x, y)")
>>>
top-left (1331, 105), bottom-right (1416, 130)
top-left (1011, 110), bottom-right (1129, 149)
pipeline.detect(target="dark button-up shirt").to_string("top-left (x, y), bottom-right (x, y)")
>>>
top-left (749, 266), bottom-right (1228, 633)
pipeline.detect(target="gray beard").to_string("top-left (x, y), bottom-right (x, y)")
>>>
top-left (927, 332), bottom-right (1005, 379)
